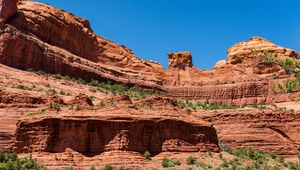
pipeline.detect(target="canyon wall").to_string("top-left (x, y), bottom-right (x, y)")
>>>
top-left (0, 0), bottom-right (299, 104)
top-left (199, 109), bottom-right (300, 156)
top-left (14, 117), bottom-right (220, 155)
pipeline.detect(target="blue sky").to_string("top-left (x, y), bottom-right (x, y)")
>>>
top-left (35, 0), bottom-right (300, 69)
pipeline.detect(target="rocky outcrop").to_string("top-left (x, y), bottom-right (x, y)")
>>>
top-left (167, 80), bottom-right (300, 105)
top-left (0, 0), bottom-right (298, 105)
top-left (0, 0), bottom-right (17, 22)
top-left (168, 51), bottom-right (193, 69)
top-left (0, 89), bottom-right (46, 108)
top-left (0, 0), bottom-right (165, 92)
top-left (198, 109), bottom-right (300, 156)
top-left (227, 37), bottom-right (298, 65)
top-left (67, 93), bottom-right (93, 106)
top-left (164, 37), bottom-right (300, 104)
top-left (14, 116), bottom-right (220, 155)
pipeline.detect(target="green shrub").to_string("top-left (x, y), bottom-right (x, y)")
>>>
top-left (284, 80), bottom-right (300, 93)
top-left (143, 151), bottom-right (151, 160)
top-left (196, 161), bottom-right (211, 169)
top-left (162, 158), bottom-right (169, 168)
top-left (15, 85), bottom-right (33, 91)
top-left (101, 164), bottom-right (113, 170)
top-left (59, 90), bottom-right (66, 95)
top-left (219, 143), bottom-right (232, 152)
top-left (230, 148), bottom-right (266, 161)
top-left (162, 158), bottom-right (180, 168)
top-left (49, 102), bottom-right (61, 112)
top-left (186, 156), bottom-right (197, 165)
top-left (280, 58), bottom-right (298, 74)
top-left (265, 54), bottom-right (276, 65)
top-left (0, 150), bottom-right (47, 170)
top-left (89, 165), bottom-right (96, 170)
top-left (47, 89), bottom-right (57, 95)
top-left (208, 151), bottom-right (213, 157)
top-left (296, 72), bottom-right (300, 81)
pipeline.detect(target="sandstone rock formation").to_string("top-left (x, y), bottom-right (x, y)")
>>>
top-left (14, 116), bottom-right (219, 154)
top-left (165, 37), bottom-right (300, 105)
top-left (0, 0), bottom-right (165, 92)
top-left (0, 0), bottom-right (299, 105)
top-left (168, 51), bottom-right (193, 69)
top-left (0, 0), bottom-right (17, 22)
top-left (0, 0), bottom-right (299, 169)
top-left (198, 109), bottom-right (300, 156)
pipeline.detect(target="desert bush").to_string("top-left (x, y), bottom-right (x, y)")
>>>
top-left (49, 102), bottom-right (61, 112)
top-left (15, 85), bottom-right (33, 91)
top-left (89, 165), bottom-right (96, 170)
top-left (280, 58), bottom-right (298, 74)
top-left (143, 151), bottom-right (151, 160)
top-left (162, 158), bottom-right (180, 168)
top-left (47, 89), bottom-right (57, 95)
top-left (219, 143), bottom-right (232, 152)
top-left (0, 150), bottom-right (47, 170)
top-left (230, 148), bottom-right (266, 161)
top-left (101, 164), bottom-right (113, 170)
top-left (284, 80), bottom-right (300, 93)
top-left (186, 156), bottom-right (197, 165)
top-left (196, 161), bottom-right (208, 168)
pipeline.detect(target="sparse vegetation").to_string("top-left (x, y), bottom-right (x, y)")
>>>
top-left (162, 157), bottom-right (181, 168)
top-left (214, 147), bottom-right (300, 170)
top-left (89, 165), bottom-right (96, 170)
top-left (175, 99), bottom-right (267, 111)
top-left (29, 69), bottom-right (164, 100)
top-left (49, 102), bottom-right (61, 112)
top-left (277, 80), bottom-right (300, 93)
top-left (164, 146), bottom-right (300, 170)
top-left (186, 156), bottom-right (197, 165)
top-left (63, 166), bottom-right (74, 170)
top-left (0, 149), bottom-right (48, 170)
top-left (264, 51), bottom-right (278, 65)
top-left (280, 58), bottom-right (299, 75)
top-left (28, 109), bottom-right (47, 116)
top-left (47, 89), bottom-right (57, 95)
top-left (74, 104), bottom-right (81, 111)
top-left (14, 84), bottom-right (34, 91)
top-left (116, 166), bottom-right (125, 170)
top-left (101, 164), bottom-right (113, 170)
top-left (143, 151), bottom-right (151, 160)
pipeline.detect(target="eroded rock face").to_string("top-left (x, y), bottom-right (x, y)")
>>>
top-left (14, 117), bottom-right (220, 155)
top-left (199, 109), bottom-right (300, 156)
top-left (0, 0), bottom-right (17, 22)
top-left (0, 1), bottom-right (165, 92)
top-left (164, 37), bottom-right (300, 105)
top-left (0, 0), bottom-right (298, 105)
top-left (227, 36), bottom-right (298, 65)
top-left (168, 51), bottom-right (193, 69)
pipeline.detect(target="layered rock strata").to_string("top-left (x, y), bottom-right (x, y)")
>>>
top-left (14, 116), bottom-right (220, 155)
top-left (198, 109), bottom-right (300, 156)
